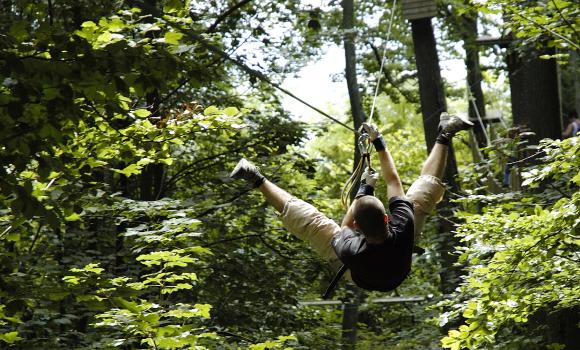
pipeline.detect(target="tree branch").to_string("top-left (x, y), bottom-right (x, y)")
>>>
top-left (546, 182), bottom-right (570, 199)
top-left (205, 234), bottom-right (262, 247)
top-left (134, 0), bottom-right (357, 134)
top-left (164, 141), bottom-right (259, 190)
top-left (28, 224), bottom-right (43, 253)
top-left (214, 330), bottom-right (255, 343)
top-left (207, 0), bottom-right (253, 33)
top-left (205, 233), bottom-right (302, 260)
top-left (194, 187), bottom-right (254, 219)
top-left (550, 0), bottom-right (580, 43)
top-left (257, 234), bottom-right (303, 260)
top-left (47, 0), bottom-right (54, 26)
top-left (508, 8), bottom-right (580, 51)
top-left (368, 41), bottom-right (418, 104)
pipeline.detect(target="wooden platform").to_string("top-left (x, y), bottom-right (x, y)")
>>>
top-left (469, 109), bottom-right (504, 124)
top-left (299, 296), bottom-right (426, 306)
top-left (401, 0), bottom-right (437, 20)
top-left (476, 35), bottom-right (512, 46)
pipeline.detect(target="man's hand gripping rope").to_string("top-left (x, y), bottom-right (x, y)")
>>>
top-left (341, 123), bottom-right (382, 207)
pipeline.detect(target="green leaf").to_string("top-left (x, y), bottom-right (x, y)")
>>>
top-left (112, 163), bottom-right (143, 177)
top-left (112, 297), bottom-right (141, 313)
top-left (164, 0), bottom-right (185, 14)
top-left (223, 107), bottom-right (239, 116)
top-left (572, 172), bottom-right (580, 185)
top-left (81, 21), bottom-right (97, 29)
top-left (65, 212), bottom-right (82, 221)
top-left (9, 22), bottom-right (29, 41)
top-left (62, 275), bottom-right (80, 285)
top-left (164, 32), bottom-right (184, 45)
top-left (155, 337), bottom-right (183, 348)
top-left (0, 332), bottom-right (22, 344)
top-left (133, 109), bottom-right (151, 118)
top-left (96, 31), bottom-right (112, 44)
top-left (108, 17), bottom-right (126, 32)
top-left (203, 106), bottom-right (220, 115)
top-left (84, 263), bottom-right (105, 275)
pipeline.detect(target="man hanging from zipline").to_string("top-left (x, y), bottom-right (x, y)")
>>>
top-left (230, 113), bottom-right (473, 294)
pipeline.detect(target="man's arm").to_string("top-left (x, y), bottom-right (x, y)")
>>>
top-left (341, 167), bottom-right (380, 228)
top-left (377, 149), bottom-right (405, 199)
top-left (341, 199), bottom-right (358, 228)
top-left (363, 123), bottom-right (405, 200)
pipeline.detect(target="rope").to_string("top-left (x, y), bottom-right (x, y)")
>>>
top-left (368, 0), bottom-right (398, 125)
top-left (340, 148), bottom-right (367, 208)
top-left (466, 83), bottom-right (489, 146)
top-left (341, 0), bottom-right (398, 208)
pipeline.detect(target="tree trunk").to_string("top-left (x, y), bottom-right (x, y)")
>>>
top-left (343, 0), bottom-right (365, 168)
top-left (409, 17), bottom-right (461, 296)
top-left (559, 50), bottom-right (579, 116)
top-left (461, 11), bottom-right (487, 147)
top-left (139, 0), bottom-right (165, 202)
top-left (574, 52), bottom-right (580, 114)
top-left (507, 47), bottom-right (562, 143)
top-left (531, 307), bottom-right (580, 349)
top-left (341, 0), bottom-right (364, 348)
top-left (410, 18), bottom-right (459, 189)
top-left (410, 18), bottom-right (446, 150)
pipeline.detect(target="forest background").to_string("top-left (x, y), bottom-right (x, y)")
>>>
top-left (0, 0), bottom-right (578, 349)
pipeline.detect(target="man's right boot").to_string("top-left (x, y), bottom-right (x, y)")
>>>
top-left (438, 112), bottom-right (474, 136)
top-left (230, 158), bottom-right (266, 187)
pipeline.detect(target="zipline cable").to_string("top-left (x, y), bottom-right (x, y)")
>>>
top-left (137, 0), bottom-right (400, 210)
top-left (188, 31), bottom-right (358, 134)
top-left (135, 1), bottom-right (358, 134)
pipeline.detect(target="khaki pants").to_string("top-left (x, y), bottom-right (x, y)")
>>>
top-left (279, 175), bottom-right (445, 263)
top-left (405, 175), bottom-right (446, 238)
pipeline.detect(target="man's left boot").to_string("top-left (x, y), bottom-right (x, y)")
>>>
top-left (230, 158), bottom-right (266, 187)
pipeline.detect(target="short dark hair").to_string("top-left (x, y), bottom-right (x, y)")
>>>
top-left (353, 196), bottom-right (387, 240)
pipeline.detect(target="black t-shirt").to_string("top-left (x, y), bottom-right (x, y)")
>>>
top-left (331, 196), bottom-right (415, 292)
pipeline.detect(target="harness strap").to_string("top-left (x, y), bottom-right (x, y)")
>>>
top-left (323, 264), bottom-right (348, 299)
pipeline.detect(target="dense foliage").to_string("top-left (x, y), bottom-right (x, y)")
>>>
top-left (1, 0), bottom-right (578, 349)
top-left (471, 0), bottom-right (579, 54)
top-left (441, 138), bottom-right (580, 349)
top-left (0, 0), bottom-right (317, 348)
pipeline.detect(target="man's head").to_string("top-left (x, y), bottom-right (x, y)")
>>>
top-left (352, 196), bottom-right (388, 241)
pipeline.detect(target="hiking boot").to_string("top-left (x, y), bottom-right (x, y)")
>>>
top-left (230, 158), bottom-right (265, 187)
top-left (438, 112), bottom-right (474, 135)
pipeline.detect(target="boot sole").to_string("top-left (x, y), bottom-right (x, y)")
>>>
top-left (456, 113), bottom-right (474, 127)
top-left (230, 158), bottom-right (249, 179)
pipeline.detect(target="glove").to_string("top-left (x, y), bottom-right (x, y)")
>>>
top-left (355, 168), bottom-right (379, 199)
top-left (361, 168), bottom-right (379, 187)
top-left (362, 122), bottom-right (386, 151)
top-left (362, 122), bottom-right (380, 141)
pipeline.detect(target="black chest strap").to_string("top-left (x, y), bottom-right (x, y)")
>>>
top-left (323, 264), bottom-right (348, 299)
